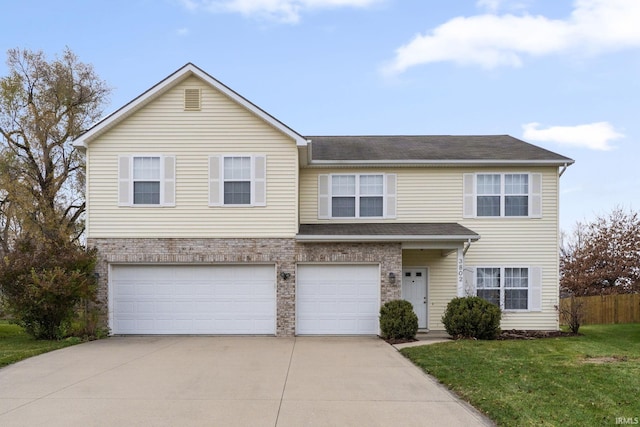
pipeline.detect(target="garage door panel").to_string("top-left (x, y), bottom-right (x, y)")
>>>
top-left (111, 265), bottom-right (276, 335)
top-left (297, 265), bottom-right (380, 335)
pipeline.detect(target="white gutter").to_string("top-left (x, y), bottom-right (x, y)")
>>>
top-left (295, 234), bottom-right (480, 242)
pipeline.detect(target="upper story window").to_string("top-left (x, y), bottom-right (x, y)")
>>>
top-left (209, 155), bottom-right (266, 207)
top-left (318, 173), bottom-right (396, 219)
top-left (463, 173), bottom-right (541, 219)
top-left (133, 157), bottom-right (161, 205)
top-left (331, 174), bottom-right (384, 218)
top-left (118, 155), bottom-right (175, 207)
top-left (224, 157), bottom-right (251, 205)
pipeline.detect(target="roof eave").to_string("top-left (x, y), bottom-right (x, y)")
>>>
top-left (295, 234), bottom-right (481, 242)
top-left (304, 159), bottom-right (575, 168)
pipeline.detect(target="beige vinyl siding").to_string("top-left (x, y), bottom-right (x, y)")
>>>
top-left (87, 76), bottom-right (298, 238)
top-left (302, 166), bottom-right (560, 330)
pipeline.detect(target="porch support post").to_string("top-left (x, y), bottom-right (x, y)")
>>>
top-left (456, 246), bottom-right (464, 297)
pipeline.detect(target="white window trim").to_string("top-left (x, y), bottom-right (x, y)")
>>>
top-left (329, 173), bottom-right (385, 219)
top-left (209, 154), bottom-right (266, 208)
top-left (475, 266), bottom-right (531, 312)
top-left (464, 172), bottom-right (542, 219)
top-left (119, 154), bottom-right (175, 208)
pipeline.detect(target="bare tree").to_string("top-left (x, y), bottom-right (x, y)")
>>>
top-left (0, 48), bottom-right (110, 248)
top-left (561, 207), bottom-right (640, 296)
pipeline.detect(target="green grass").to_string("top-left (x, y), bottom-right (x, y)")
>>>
top-left (401, 324), bottom-right (640, 426)
top-left (0, 321), bottom-right (80, 368)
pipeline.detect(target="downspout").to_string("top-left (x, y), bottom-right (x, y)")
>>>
top-left (559, 163), bottom-right (568, 177)
top-left (463, 238), bottom-right (472, 255)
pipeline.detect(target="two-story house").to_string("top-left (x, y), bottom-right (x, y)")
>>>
top-left (73, 64), bottom-right (574, 336)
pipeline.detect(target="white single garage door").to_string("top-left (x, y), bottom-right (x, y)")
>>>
top-left (111, 265), bottom-right (275, 335)
top-left (297, 264), bottom-right (380, 335)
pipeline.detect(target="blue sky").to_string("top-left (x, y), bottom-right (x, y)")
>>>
top-left (3, 0), bottom-right (638, 232)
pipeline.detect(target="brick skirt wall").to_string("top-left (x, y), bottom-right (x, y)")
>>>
top-left (88, 238), bottom-right (402, 336)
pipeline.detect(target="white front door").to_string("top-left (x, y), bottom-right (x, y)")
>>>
top-left (402, 269), bottom-right (428, 328)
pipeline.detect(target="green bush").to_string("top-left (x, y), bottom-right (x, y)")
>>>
top-left (379, 299), bottom-right (418, 340)
top-left (442, 296), bottom-right (501, 340)
top-left (0, 237), bottom-right (98, 340)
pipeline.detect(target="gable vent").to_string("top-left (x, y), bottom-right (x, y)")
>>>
top-left (184, 88), bottom-right (201, 111)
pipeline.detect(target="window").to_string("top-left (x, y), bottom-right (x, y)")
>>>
top-left (464, 173), bottom-right (540, 218)
top-left (118, 155), bottom-right (175, 207)
top-left (476, 267), bottom-right (529, 310)
top-left (477, 173), bottom-right (528, 217)
top-left (133, 157), bottom-right (161, 205)
top-left (224, 156), bottom-right (251, 205)
top-left (209, 155), bottom-right (266, 207)
top-left (330, 174), bottom-right (383, 218)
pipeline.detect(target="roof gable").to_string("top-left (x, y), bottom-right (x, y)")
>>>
top-left (73, 63), bottom-right (308, 148)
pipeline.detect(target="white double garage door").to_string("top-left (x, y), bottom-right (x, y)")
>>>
top-left (111, 264), bottom-right (380, 335)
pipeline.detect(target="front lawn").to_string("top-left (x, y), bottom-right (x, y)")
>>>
top-left (401, 324), bottom-right (640, 426)
top-left (0, 321), bottom-right (79, 368)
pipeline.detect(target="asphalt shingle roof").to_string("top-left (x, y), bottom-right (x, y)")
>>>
top-left (307, 135), bottom-right (573, 163)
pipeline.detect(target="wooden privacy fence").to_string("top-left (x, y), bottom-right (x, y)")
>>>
top-left (560, 294), bottom-right (640, 325)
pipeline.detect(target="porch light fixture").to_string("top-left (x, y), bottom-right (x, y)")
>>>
top-left (388, 272), bottom-right (396, 284)
top-left (280, 272), bottom-right (291, 281)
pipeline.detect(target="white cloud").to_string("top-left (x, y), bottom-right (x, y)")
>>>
top-left (181, 0), bottom-right (382, 23)
top-left (522, 121), bottom-right (624, 151)
top-left (176, 27), bottom-right (190, 36)
top-left (385, 0), bottom-right (640, 73)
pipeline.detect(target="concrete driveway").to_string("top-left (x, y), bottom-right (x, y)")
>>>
top-left (0, 337), bottom-right (492, 426)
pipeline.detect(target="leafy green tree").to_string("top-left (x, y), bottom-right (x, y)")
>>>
top-left (0, 48), bottom-right (110, 248)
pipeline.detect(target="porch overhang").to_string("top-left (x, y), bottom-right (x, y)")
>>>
top-left (296, 223), bottom-right (480, 248)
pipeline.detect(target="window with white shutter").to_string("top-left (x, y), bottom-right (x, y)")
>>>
top-left (118, 155), bottom-right (175, 207)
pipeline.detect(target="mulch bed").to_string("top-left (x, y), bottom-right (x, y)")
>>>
top-left (497, 329), bottom-right (580, 340)
top-left (382, 329), bottom-right (580, 344)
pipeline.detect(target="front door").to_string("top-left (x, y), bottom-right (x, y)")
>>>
top-left (402, 269), bottom-right (428, 329)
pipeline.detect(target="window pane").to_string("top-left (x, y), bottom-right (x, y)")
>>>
top-left (360, 175), bottom-right (383, 195)
top-left (224, 182), bottom-right (251, 204)
top-left (505, 174), bottom-right (528, 195)
top-left (360, 196), bottom-right (383, 217)
top-left (477, 268), bottom-right (500, 288)
top-left (477, 196), bottom-right (500, 216)
top-left (505, 196), bottom-right (528, 216)
top-left (332, 175), bottom-right (355, 196)
top-left (224, 157), bottom-right (251, 180)
top-left (505, 268), bottom-right (528, 288)
top-left (133, 182), bottom-right (160, 204)
top-left (477, 174), bottom-right (500, 195)
top-left (332, 197), bottom-right (355, 217)
top-left (478, 289), bottom-right (500, 307)
top-left (133, 157), bottom-right (160, 180)
top-left (505, 289), bottom-right (528, 310)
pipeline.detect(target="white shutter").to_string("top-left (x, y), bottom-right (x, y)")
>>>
top-left (209, 156), bottom-right (221, 206)
top-left (530, 173), bottom-right (542, 218)
top-left (253, 155), bottom-right (266, 206)
top-left (463, 173), bottom-right (475, 218)
top-left (463, 266), bottom-right (476, 297)
top-left (318, 174), bottom-right (330, 219)
top-left (385, 174), bottom-right (397, 219)
top-left (162, 156), bottom-right (176, 207)
top-left (528, 266), bottom-right (542, 311)
top-left (118, 156), bottom-right (131, 206)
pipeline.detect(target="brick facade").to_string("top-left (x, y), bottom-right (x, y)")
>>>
top-left (88, 238), bottom-right (402, 336)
